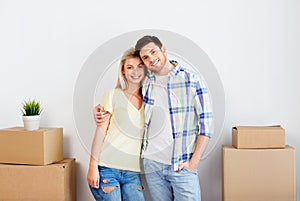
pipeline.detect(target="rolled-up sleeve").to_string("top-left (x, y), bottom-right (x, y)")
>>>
top-left (194, 76), bottom-right (213, 138)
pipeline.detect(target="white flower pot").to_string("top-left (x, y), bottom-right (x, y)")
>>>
top-left (22, 115), bottom-right (41, 131)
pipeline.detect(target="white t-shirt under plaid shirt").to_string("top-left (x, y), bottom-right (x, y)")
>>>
top-left (141, 61), bottom-right (213, 171)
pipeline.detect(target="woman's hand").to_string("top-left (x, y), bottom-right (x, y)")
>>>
top-left (87, 165), bottom-right (100, 188)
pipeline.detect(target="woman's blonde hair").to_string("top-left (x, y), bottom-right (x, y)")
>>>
top-left (116, 47), bottom-right (147, 90)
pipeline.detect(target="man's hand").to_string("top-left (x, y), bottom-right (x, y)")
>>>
top-left (177, 135), bottom-right (210, 173)
top-left (177, 160), bottom-right (198, 173)
top-left (94, 104), bottom-right (110, 126)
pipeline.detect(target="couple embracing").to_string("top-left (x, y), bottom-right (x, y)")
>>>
top-left (87, 35), bottom-right (213, 201)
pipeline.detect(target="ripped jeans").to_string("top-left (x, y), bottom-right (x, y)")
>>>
top-left (89, 166), bottom-right (145, 201)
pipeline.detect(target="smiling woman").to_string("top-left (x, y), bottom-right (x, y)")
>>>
top-left (86, 47), bottom-right (146, 201)
top-left (73, 29), bottom-right (225, 161)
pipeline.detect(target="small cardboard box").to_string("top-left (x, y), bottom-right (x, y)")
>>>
top-left (232, 125), bottom-right (285, 149)
top-left (0, 158), bottom-right (76, 201)
top-left (223, 145), bottom-right (295, 201)
top-left (0, 127), bottom-right (63, 165)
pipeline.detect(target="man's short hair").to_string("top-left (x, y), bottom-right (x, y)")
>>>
top-left (135, 35), bottom-right (163, 56)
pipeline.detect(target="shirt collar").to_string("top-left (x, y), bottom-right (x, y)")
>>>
top-left (148, 60), bottom-right (183, 80)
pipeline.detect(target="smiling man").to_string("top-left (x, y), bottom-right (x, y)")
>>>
top-left (134, 35), bottom-right (213, 201)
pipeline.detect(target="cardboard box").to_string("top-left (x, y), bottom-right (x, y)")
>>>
top-left (232, 125), bottom-right (285, 149)
top-left (0, 158), bottom-right (76, 201)
top-left (223, 145), bottom-right (295, 201)
top-left (0, 127), bottom-right (63, 165)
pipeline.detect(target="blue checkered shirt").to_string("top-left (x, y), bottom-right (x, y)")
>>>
top-left (141, 61), bottom-right (213, 171)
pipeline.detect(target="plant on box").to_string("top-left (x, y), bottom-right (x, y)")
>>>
top-left (21, 99), bottom-right (43, 131)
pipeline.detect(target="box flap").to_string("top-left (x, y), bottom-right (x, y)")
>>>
top-left (233, 125), bottom-right (283, 131)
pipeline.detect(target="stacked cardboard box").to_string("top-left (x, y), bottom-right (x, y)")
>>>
top-left (0, 158), bottom-right (76, 201)
top-left (223, 126), bottom-right (295, 201)
top-left (0, 127), bottom-right (76, 201)
top-left (232, 126), bottom-right (285, 149)
top-left (0, 127), bottom-right (64, 165)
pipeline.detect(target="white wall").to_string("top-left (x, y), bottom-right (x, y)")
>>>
top-left (0, 0), bottom-right (299, 200)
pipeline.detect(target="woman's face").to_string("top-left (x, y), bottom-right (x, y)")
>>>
top-left (122, 57), bottom-right (145, 86)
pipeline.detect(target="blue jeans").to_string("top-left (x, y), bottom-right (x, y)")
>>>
top-left (89, 166), bottom-right (145, 201)
top-left (143, 158), bottom-right (201, 201)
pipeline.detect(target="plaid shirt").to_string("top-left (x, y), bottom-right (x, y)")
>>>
top-left (142, 61), bottom-right (213, 171)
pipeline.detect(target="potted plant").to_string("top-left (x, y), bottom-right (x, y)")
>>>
top-left (21, 99), bottom-right (43, 131)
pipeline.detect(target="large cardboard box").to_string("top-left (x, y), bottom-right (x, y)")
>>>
top-left (232, 125), bottom-right (285, 149)
top-left (223, 145), bottom-right (295, 201)
top-left (0, 127), bottom-right (63, 165)
top-left (0, 158), bottom-right (76, 201)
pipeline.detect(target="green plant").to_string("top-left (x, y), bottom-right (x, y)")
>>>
top-left (21, 99), bottom-right (42, 116)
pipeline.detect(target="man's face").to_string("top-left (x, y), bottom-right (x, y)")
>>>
top-left (139, 42), bottom-right (167, 74)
